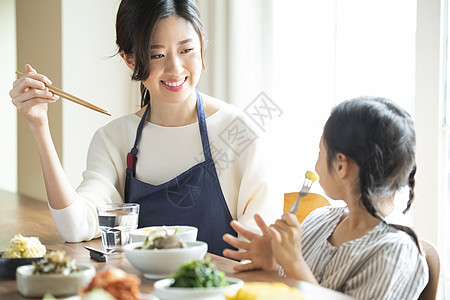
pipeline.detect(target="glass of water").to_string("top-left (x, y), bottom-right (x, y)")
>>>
top-left (96, 203), bottom-right (140, 252)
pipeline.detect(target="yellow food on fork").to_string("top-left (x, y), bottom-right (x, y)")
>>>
top-left (288, 169), bottom-right (320, 215)
top-left (226, 282), bottom-right (305, 300)
top-left (305, 170), bottom-right (319, 183)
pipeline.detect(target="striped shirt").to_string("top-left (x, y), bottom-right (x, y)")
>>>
top-left (301, 206), bottom-right (428, 300)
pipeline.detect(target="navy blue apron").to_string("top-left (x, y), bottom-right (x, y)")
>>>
top-left (124, 90), bottom-right (237, 255)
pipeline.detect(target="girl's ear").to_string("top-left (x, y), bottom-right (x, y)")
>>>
top-left (334, 153), bottom-right (347, 177)
top-left (335, 153), bottom-right (358, 180)
top-left (120, 51), bottom-right (135, 71)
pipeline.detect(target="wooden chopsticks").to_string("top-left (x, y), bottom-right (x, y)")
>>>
top-left (16, 71), bottom-right (111, 116)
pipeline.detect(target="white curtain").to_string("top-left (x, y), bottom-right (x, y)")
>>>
top-left (197, 0), bottom-right (274, 105)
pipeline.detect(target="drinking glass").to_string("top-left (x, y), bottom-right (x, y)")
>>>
top-left (96, 203), bottom-right (140, 252)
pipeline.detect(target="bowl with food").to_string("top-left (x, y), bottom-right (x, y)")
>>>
top-left (153, 258), bottom-right (243, 300)
top-left (16, 250), bottom-right (95, 297)
top-left (0, 234), bottom-right (47, 279)
top-left (130, 225), bottom-right (197, 243)
top-left (226, 282), bottom-right (305, 300)
top-left (79, 268), bottom-right (143, 300)
top-left (78, 268), bottom-right (160, 300)
top-left (123, 232), bottom-right (207, 279)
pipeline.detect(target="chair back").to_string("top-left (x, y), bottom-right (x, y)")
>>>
top-left (284, 192), bottom-right (330, 223)
top-left (418, 239), bottom-right (440, 300)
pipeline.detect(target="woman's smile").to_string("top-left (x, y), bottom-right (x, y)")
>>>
top-left (161, 76), bottom-right (188, 92)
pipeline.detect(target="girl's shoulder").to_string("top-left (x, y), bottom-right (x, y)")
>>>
top-left (378, 223), bottom-right (422, 250)
top-left (374, 225), bottom-right (427, 276)
top-left (309, 205), bottom-right (346, 218)
top-left (302, 205), bottom-right (346, 227)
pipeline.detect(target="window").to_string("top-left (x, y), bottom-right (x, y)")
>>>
top-left (202, 0), bottom-right (442, 295)
top-left (272, 0), bottom-right (417, 212)
top-left (444, 0), bottom-right (450, 296)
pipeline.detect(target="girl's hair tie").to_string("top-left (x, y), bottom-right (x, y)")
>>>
top-left (379, 216), bottom-right (389, 226)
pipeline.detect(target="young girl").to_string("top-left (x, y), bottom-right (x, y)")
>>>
top-left (223, 96), bottom-right (428, 298)
top-left (9, 0), bottom-right (282, 256)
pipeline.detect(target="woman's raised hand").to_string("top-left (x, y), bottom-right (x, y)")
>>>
top-left (9, 64), bottom-right (59, 127)
top-left (223, 214), bottom-right (279, 272)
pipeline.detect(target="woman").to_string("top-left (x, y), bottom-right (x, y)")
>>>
top-left (9, 0), bottom-right (282, 255)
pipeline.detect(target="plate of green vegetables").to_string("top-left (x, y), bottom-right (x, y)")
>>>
top-left (153, 258), bottom-right (243, 300)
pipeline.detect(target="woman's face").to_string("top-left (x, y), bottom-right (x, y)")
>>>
top-left (144, 15), bottom-right (203, 104)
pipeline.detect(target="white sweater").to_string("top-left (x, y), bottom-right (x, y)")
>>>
top-left (50, 102), bottom-right (283, 242)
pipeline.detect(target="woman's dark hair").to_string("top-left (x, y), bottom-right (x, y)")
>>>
top-left (323, 96), bottom-right (421, 252)
top-left (116, 0), bottom-right (206, 107)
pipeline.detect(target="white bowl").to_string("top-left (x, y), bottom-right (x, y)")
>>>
top-left (16, 264), bottom-right (95, 297)
top-left (153, 277), bottom-right (244, 300)
top-left (130, 226), bottom-right (198, 243)
top-left (123, 241), bottom-right (207, 279)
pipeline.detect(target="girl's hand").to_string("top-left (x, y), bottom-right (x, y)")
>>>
top-left (9, 64), bottom-right (59, 127)
top-left (223, 214), bottom-right (279, 272)
top-left (268, 213), bottom-right (304, 270)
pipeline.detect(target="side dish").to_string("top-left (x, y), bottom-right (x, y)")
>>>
top-left (16, 263), bottom-right (95, 297)
top-left (170, 258), bottom-right (228, 288)
top-left (141, 230), bottom-right (186, 250)
top-left (2, 234), bottom-right (46, 258)
top-left (79, 268), bottom-right (141, 300)
top-left (226, 282), bottom-right (305, 300)
top-left (123, 240), bottom-right (208, 279)
top-left (131, 225), bottom-right (198, 243)
top-left (32, 250), bottom-right (79, 275)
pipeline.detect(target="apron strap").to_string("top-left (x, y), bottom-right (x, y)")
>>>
top-left (127, 104), bottom-right (150, 171)
top-left (195, 90), bottom-right (213, 163)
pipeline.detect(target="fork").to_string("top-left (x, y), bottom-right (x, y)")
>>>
top-left (289, 176), bottom-right (314, 214)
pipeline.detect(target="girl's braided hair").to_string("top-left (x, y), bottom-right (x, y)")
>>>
top-left (323, 96), bottom-right (420, 252)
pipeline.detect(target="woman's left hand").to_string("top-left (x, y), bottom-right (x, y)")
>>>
top-left (223, 214), bottom-right (279, 272)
